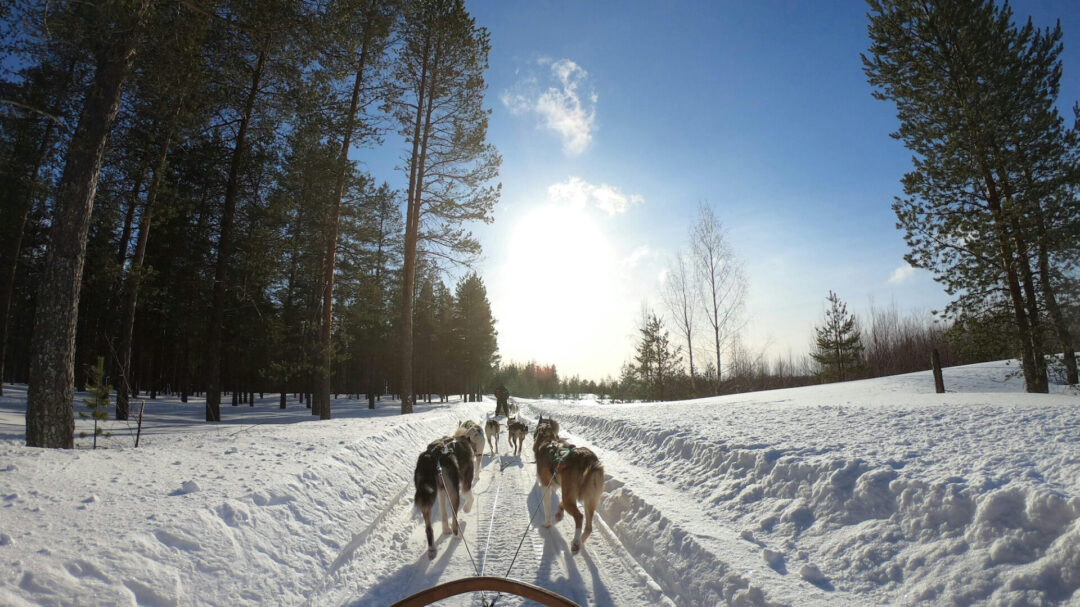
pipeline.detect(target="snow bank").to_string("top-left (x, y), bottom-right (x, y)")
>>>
top-left (0, 391), bottom-right (491, 606)
top-left (1, 361), bottom-right (1077, 606)
top-left (529, 363), bottom-right (1080, 605)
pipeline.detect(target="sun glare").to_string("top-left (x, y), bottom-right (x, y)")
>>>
top-left (495, 203), bottom-right (622, 375)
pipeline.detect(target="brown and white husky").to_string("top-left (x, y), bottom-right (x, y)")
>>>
top-left (533, 415), bottom-right (604, 554)
top-left (414, 436), bottom-right (476, 559)
top-left (454, 420), bottom-right (485, 482)
top-left (485, 418), bottom-right (500, 454)
top-left (507, 419), bottom-right (528, 456)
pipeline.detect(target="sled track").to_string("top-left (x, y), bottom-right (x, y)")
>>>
top-left (307, 411), bottom-right (675, 606)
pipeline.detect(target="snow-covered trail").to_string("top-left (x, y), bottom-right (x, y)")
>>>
top-left (305, 412), bottom-right (665, 606)
top-left (2, 363), bottom-right (1077, 606)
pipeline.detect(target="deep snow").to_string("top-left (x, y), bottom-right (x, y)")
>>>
top-left (0, 361), bottom-right (1078, 606)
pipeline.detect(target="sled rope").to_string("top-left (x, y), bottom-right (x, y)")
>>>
top-left (479, 453), bottom-right (504, 577)
top-left (486, 461), bottom-right (556, 607)
top-left (435, 460), bottom-right (486, 594)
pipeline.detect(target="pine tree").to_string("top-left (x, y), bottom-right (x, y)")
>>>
top-left (79, 356), bottom-right (112, 448)
top-left (392, 0), bottom-right (501, 413)
top-left (453, 273), bottom-right (498, 402)
top-left (633, 308), bottom-right (682, 401)
top-left (811, 291), bottom-right (864, 382)
top-left (314, 0), bottom-right (397, 420)
top-left (863, 0), bottom-right (1080, 392)
top-left (26, 0), bottom-right (151, 448)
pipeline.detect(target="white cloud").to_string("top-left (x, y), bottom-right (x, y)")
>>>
top-left (547, 177), bottom-right (642, 215)
top-left (888, 264), bottom-right (917, 284)
top-left (502, 58), bottom-right (597, 156)
top-left (622, 246), bottom-right (651, 269)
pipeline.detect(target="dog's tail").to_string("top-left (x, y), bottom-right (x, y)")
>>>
top-left (581, 458), bottom-right (605, 499)
top-left (414, 452), bottom-right (438, 510)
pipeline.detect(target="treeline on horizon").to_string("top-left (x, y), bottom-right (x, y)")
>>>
top-left (1, 0), bottom-right (504, 448)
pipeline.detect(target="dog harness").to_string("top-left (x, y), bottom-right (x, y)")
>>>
top-left (428, 437), bottom-right (456, 456)
top-left (545, 443), bottom-right (575, 471)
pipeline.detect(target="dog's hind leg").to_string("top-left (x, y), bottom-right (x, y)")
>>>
top-left (438, 488), bottom-right (452, 536)
top-left (580, 462), bottom-right (604, 550)
top-left (422, 505), bottom-right (437, 560)
top-left (541, 483), bottom-right (554, 527)
top-left (561, 483), bottom-right (584, 553)
top-left (438, 465), bottom-right (457, 535)
top-left (448, 484), bottom-right (461, 537)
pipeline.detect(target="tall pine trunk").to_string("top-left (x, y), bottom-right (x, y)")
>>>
top-left (116, 108), bottom-right (180, 420)
top-left (399, 32), bottom-right (434, 415)
top-left (206, 39), bottom-right (269, 422)
top-left (26, 3), bottom-right (147, 448)
top-left (1038, 246), bottom-right (1077, 384)
top-left (317, 27), bottom-right (373, 421)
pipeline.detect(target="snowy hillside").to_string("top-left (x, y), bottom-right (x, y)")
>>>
top-left (0, 361), bottom-right (1078, 606)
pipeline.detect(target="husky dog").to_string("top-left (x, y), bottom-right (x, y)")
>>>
top-left (414, 436), bottom-right (476, 559)
top-left (454, 420), bottom-right (485, 481)
top-left (533, 416), bottom-right (604, 554)
top-left (507, 419), bottom-right (528, 456)
top-left (485, 418), bottom-right (500, 454)
top-left (535, 414), bottom-right (559, 437)
top-left (508, 401), bottom-right (519, 418)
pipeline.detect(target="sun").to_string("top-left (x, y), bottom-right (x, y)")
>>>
top-left (493, 203), bottom-right (621, 374)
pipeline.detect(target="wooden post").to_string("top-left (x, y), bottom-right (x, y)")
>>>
top-left (135, 400), bottom-right (145, 448)
top-left (931, 349), bottom-right (945, 394)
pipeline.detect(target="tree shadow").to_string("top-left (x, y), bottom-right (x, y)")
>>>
top-left (0, 385), bottom-right (469, 445)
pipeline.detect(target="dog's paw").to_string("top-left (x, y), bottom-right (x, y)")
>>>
top-left (571, 540), bottom-right (581, 554)
top-left (427, 546), bottom-right (438, 560)
top-left (441, 525), bottom-right (451, 536)
top-left (556, 510), bottom-right (564, 522)
top-left (542, 521), bottom-right (552, 528)
top-left (452, 523), bottom-right (460, 537)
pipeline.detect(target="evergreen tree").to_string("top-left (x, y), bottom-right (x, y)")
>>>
top-left (26, 0), bottom-right (151, 448)
top-left (811, 291), bottom-right (864, 382)
top-left (453, 273), bottom-right (498, 402)
top-left (79, 356), bottom-right (112, 448)
top-left (314, 0), bottom-right (397, 420)
top-left (633, 308), bottom-right (682, 401)
top-left (392, 0), bottom-right (501, 413)
top-left (863, 0), bottom-right (1080, 391)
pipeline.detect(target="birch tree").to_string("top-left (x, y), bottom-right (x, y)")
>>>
top-left (690, 203), bottom-right (746, 390)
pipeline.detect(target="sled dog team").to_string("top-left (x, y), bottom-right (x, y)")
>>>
top-left (413, 414), bottom-right (604, 559)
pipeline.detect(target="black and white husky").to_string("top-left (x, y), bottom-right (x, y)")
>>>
top-left (454, 420), bottom-right (485, 481)
top-left (414, 436), bottom-right (476, 560)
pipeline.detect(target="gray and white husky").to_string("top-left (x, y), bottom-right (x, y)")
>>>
top-left (485, 418), bottom-right (500, 454)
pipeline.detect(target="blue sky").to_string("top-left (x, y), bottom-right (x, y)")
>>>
top-left (370, 1), bottom-right (1080, 381)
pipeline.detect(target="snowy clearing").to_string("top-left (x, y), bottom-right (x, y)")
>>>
top-left (1, 361), bottom-right (1079, 606)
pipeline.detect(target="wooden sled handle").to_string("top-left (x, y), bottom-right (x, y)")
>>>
top-left (389, 575), bottom-right (583, 607)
